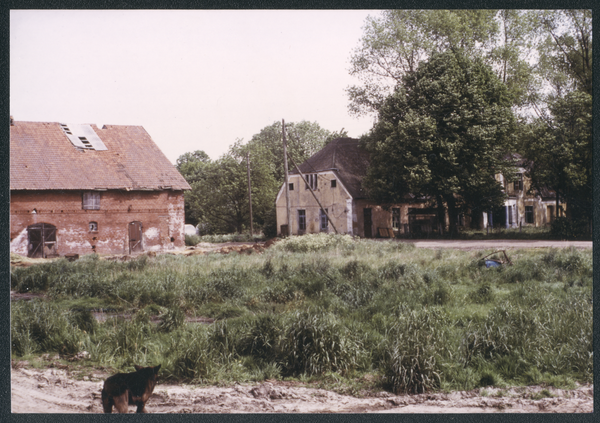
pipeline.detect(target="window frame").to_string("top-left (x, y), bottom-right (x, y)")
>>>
top-left (525, 205), bottom-right (534, 224)
top-left (392, 208), bottom-right (400, 229)
top-left (89, 221), bottom-right (98, 232)
top-left (514, 173), bottom-right (523, 192)
top-left (298, 210), bottom-right (306, 231)
top-left (320, 208), bottom-right (328, 231)
top-left (82, 192), bottom-right (101, 210)
top-left (331, 179), bottom-right (337, 188)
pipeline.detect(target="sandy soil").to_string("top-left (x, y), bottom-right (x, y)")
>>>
top-left (11, 363), bottom-right (593, 414)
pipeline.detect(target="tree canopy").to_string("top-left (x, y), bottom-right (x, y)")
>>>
top-left (362, 50), bottom-right (516, 233)
top-left (177, 121), bottom-right (336, 235)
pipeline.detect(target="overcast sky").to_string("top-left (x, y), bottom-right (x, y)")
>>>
top-left (10, 9), bottom-right (379, 163)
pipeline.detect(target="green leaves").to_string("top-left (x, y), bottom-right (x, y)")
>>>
top-left (363, 50), bottom-right (515, 231)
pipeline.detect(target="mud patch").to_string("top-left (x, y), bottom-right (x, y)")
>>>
top-left (11, 365), bottom-right (593, 414)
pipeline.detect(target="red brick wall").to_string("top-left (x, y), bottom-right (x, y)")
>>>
top-left (10, 189), bottom-right (186, 256)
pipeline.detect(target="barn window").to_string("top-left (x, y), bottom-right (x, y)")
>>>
top-left (331, 179), bottom-right (337, 188)
top-left (289, 183), bottom-right (294, 191)
top-left (89, 222), bottom-right (98, 232)
top-left (82, 192), bottom-right (101, 210)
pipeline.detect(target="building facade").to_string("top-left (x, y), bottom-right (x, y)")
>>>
top-left (10, 120), bottom-right (191, 257)
top-left (275, 138), bottom-right (429, 238)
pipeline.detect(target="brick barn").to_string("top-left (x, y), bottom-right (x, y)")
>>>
top-left (10, 120), bottom-right (191, 257)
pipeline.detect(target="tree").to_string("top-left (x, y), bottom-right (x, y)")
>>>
top-left (536, 10), bottom-right (592, 97)
top-left (362, 50), bottom-right (516, 235)
top-left (176, 150), bottom-right (211, 226)
top-left (176, 121), bottom-right (337, 235)
top-left (523, 90), bottom-right (592, 227)
top-left (347, 10), bottom-right (501, 116)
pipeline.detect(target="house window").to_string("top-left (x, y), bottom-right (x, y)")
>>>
top-left (525, 206), bottom-right (534, 224)
top-left (392, 208), bottom-right (400, 229)
top-left (289, 183), bottom-right (294, 191)
top-left (320, 208), bottom-right (328, 231)
top-left (82, 192), bottom-right (100, 210)
top-left (298, 210), bottom-right (306, 231)
top-left (514, 173), bottom-right (523, 191)
top-left (305, 174), bottom-right (318, 190)
top-left (89, 222), bottom-right (98, 232)
top-left (331, 179), bottom-right (337, 188)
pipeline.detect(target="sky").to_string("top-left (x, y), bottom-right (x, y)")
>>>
top-left (10, 10), bottom-right (379, 164)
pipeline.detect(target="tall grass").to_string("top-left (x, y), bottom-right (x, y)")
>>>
top-left (10, 234), bottom-right (592, 393)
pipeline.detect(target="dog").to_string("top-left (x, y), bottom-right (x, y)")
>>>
top-left (101, 364), bottom-right (161, 413)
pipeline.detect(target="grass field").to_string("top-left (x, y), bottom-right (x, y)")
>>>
top-left (11, 234), bottom-right (592, 394)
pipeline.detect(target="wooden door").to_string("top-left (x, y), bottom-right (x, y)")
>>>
top-left (27, 223), bottom-right (57, 258)
top-left (128, 221), bottom-right (143, 254)
top-left (363, 208), bottom-right (372, 238)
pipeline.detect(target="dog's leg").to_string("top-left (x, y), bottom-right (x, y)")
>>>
top-left (136, 403), bottom-right (147, 413)
top-left (101, 390), bottom-right (113, 413)
top-left (113, 392), bottom-right (129, 413)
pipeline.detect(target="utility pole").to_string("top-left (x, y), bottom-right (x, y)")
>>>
top-left (246, 151), bottom-right (253, 237)
top-left (282, 119), bottom-right (291, 236)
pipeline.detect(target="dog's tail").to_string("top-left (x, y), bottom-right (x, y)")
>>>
top-left (101, 388), bottom-right (113, 413)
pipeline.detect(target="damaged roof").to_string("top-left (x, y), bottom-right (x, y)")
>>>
top-left (291, 138), bottom-right (370, 199)
top-left (10, 121), bottom-right (191, 191)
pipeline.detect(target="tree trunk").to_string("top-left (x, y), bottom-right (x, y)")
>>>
top-left (445, 195), bottom-right (458, 238)
top-left (436, 195), bottom-right (446, 236)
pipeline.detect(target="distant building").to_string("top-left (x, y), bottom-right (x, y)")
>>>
top-left (275, 138), bottom-right (428, 238)
top-left (10, 120), bottom-right (191, 257)
top-left (275, 139), bottom-right (560, 238)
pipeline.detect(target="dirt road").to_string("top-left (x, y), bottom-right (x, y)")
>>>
top-left (11, 365), bottom-right (593, 414)
top-left (396, 239), bottom-right (592, 250)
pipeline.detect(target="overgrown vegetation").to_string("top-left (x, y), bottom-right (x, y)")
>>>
top-left (11, 235), bottom-right (592, 394)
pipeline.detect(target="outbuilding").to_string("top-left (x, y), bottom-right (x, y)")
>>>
top-left (10, 120), bottom-right (191, 257)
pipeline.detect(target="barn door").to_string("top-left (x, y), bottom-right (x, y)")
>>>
top-left (128, 221), bottom-right (143, 254)
top-left (27, 223), bottom-right (57, 258)
top-left (364, 208), bottom-right (373, 238)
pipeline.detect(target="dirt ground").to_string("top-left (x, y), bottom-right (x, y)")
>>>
top-left (10, 363), bottom-right (593, 414)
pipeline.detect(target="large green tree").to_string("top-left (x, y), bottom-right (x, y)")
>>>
top-left (362, 50), bottom-right (516, 234)
top-left (523, 90), bottom-right (592, 227)
top-left (346, 10), bottom-right (545, 116)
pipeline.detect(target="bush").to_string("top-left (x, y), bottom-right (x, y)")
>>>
top-left (381, 308), bottom-right (448, 394)
top-left (280, 308), bottom-right (363, 376)
top-left (275, 233), bottom-right (355, 253)
top-left (550, 217), bottom-right (590, 239)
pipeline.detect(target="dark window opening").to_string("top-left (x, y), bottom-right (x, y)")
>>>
top-left (298, 210), bottom-right (306, 231)
top-left (305, 174), bottom-right (318, 190)
top-left (289, 183), bottom-right (294, 191)
top-left (89, 221), bottom-right (98, 232)
top-left (83, 192), bottom-right (101, 210)
top-left (331, 179), bottom-right (337, 188)
top-left (514, 173), bottom-right (523, 191)
top-left (525, 206), bottom-right (534, 224)
top-left (320, 208), bottom-right (328, 231)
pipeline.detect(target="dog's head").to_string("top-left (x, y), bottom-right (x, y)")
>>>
top-left (134, 364), bottom-right (161, 382)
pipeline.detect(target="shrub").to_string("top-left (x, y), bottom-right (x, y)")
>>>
top-left (280, 308), bottom-right (363, 376)
top-left (158, 307), bottom-right (186, 333)
top-left (274, 233), bottom-right (355, 253)
top-left (11, 300), bottom-right (82, 357)
top-left (380, 308), bottom-right (448, 394)
top-left (469, 283), bottom-right (495, 304)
